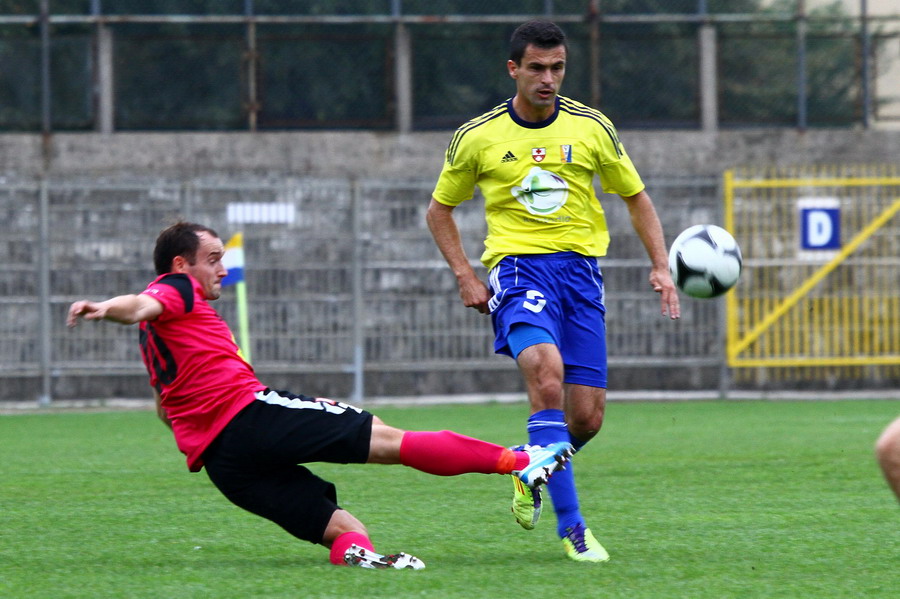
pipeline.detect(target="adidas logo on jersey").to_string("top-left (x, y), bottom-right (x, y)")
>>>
top-left (501, 150), bottom-right (518, 163)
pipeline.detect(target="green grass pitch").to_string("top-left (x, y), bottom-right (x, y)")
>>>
top-left (2, 399), bottom-right (898, 598)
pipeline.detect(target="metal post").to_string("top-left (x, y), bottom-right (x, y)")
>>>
top-left (92, 0), bottom-right (114, 133)
top-left (244, 0), bottom-right (259, 131)
top-left (718, 292), bottom-right (731, 400)
top-left (796, 0), bottom-right (808, 130)
top-left (717, 173), bottom-right (731, 400)
top-left (393, 22), bottom-right (412, 133)
top-left (95, 26), bottom-right (114, 133)
top-left (38, 0), bottom-right (53, 405)
top-left (860, 0), bottom-right (871, 128)
top-left (38, 179), bottom-right (52, 406)
top-left (40, 0), bottom-right (51, 168)
top-left (589, 0), bottom-right (601, 108)
top-left (697, 0), bottom-right (718, 131)
top-left (390, 0), bottom-right (412, 132)
top-left (699, 23), bottom-right (718, 131)
top-left (350, 180), bottom-right (365, 404)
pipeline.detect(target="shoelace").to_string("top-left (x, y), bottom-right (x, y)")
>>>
top-left (566, 525), bottom-right (589, 553)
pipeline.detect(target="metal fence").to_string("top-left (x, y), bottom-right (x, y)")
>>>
top-left (724, 165), bottom-right (900, 387)
top-left (1, 2), bottom-right (898, 133)
top-left (6, 170), bottom-right (896, 404)
top-left (2, 174), bottom-right (733, 404)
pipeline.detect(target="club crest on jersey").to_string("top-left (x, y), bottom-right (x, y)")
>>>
top-left (531, 147), bottom-right (546, 162)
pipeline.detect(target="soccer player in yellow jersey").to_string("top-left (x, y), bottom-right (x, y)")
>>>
top-left (427, 20), bottom-right (681, 562)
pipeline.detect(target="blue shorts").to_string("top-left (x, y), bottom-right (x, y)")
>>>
top-left (488, 252), bottom-right (608, 388)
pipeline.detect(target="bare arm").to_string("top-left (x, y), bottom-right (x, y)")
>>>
top-left (621, 190), bottom-right (681, 320)
top-left (425, 197), bottom-right (491, 314)
top-left (66, 293), bottom-right (164, 327)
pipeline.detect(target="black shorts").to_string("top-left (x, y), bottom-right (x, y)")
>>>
top-left (202, 389), bottom-right (374, 544)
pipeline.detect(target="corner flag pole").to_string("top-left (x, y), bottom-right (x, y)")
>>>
top-left (222, 232), bottom-right (252, 364)
top-left (234, 278), bottom-right (252, 364)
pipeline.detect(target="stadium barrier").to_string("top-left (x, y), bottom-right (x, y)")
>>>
top-left (724, 165), bottom-right (900, 387)
top-left (2, 171), bottom-right (897, 404)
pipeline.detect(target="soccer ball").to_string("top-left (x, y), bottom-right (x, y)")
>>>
top-left (668, 224), bottom-right (742, 298)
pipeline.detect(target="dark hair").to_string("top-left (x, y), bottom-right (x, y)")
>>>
top-left (153, 221), bottom-right (219, 275)
top-left (509, 20), bottom-right (567, 64)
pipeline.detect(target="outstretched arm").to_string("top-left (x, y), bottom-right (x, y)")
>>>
top-left (621, 190), bottom-right (681, 320)
top-left (66, 293), bottom-right (163, 327)
top-left (425, 197), bottom-right (491, 314)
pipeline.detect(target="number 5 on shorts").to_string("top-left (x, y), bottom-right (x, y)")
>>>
top-left (523, 290), bottom-right (546, 313)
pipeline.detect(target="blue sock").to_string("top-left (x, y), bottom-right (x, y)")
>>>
top-left (569, 433), bottom-right (588, 452)
top-left (527, 409), bottom-right (584, 538)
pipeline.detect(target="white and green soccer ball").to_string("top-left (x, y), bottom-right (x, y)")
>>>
top-left (668, 224), bottom-right (743, 298)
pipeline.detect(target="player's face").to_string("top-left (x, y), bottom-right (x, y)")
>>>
top-left (508, 43), bottom-right (566, 121)
top-left (182, 231), bottom-right (227, 301)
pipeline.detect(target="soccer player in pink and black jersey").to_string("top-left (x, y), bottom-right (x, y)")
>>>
top-left (67, 221), bottom-right (573, 570)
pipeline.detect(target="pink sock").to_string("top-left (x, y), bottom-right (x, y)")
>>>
top-left (399, 430), bottom-right (518, 476)
top-left (329, 531), bottom-right (374, 566)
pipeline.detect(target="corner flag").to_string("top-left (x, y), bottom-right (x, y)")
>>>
top-left (222, 232), bottom-right (245, 286)
top-left (222, 232), bottom-right (252, 363)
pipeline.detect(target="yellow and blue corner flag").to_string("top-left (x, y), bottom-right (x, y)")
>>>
top-left (222, 232), bottom-right (252, 363)
top-left (222, 232), bottom-right (245, 287)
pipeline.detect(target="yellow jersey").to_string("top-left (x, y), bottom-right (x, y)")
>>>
top-left (432, 96), bottom-right (645, 270)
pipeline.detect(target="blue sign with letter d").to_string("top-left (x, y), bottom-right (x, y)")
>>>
top-left (800, 207), bottom-right (841, 250)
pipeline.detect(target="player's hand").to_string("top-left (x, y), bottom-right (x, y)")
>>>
top-left (66, 300), bottom-right (106, 327)
top-left (457, 275), bottom-right (491, 314)
top-left (650, 268), bottom-right (680, 320)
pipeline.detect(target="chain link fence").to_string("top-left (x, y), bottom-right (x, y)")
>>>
top-left (1, 174), bottom-right (734, 404)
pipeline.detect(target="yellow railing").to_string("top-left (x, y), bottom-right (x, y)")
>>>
top-left (723, 166), bottom-right (900, 373)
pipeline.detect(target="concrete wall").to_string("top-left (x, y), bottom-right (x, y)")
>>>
top-left (3, 129), bottom-right (898, 401)
top-left (2, 129), bottom-right (899, 181)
